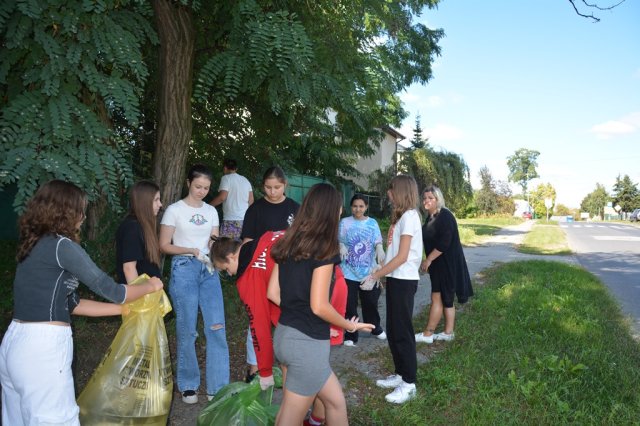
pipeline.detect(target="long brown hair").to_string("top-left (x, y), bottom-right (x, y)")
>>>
top-left (271, 183), bottom-right (341, 262)
top-left (389, 175), bottom-right (419, 224)
top-left (17, 180), bottom-right (87, 262)
top-left (129, 180), bottom-right (161, 267)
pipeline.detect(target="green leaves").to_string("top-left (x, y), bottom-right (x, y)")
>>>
top-left (0, 0), bottom-right (153, 211)
top-left (190, 0), bottom-right (443, 185)
top-left (194, 0), bottom-right (315, 113)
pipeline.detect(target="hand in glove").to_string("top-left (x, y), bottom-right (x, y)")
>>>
top-left (360, 274), bottom-right (378, 291)
top-left (197, 252), bottom-right (215, 274)
top-left (259, 375), bottom-right (275, 390)
top-left (376, 244), bottom-right (386, 265)
top-left (339, 243), bottom-right (348, 261)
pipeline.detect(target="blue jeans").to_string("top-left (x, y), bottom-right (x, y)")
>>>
top-left (169, 256), bottom-right (229, 395)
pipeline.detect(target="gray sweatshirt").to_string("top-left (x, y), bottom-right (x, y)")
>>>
top-left (12, 235), bottom-right (127, 323)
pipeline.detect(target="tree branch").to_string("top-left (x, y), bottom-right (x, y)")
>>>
top-left (568, 0), bottom-right (626, 22)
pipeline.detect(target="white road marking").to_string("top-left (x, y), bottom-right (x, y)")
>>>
top-left (593, 236), bottom-right (640, 242)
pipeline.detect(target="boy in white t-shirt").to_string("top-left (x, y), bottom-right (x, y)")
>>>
top-left (210, 159), bottom-right (253, 240)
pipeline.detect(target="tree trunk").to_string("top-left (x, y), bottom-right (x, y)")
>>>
top-left (150, 0), bottom-right (195, 207)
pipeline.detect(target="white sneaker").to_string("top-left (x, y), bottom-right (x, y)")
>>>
top-left (181, 390), bottom-right (198, 404)
top-left (376, 374), bottom-right (403, 389)
top-left (343, 340), bottom-right (356, 347)
top-left (375, 331), bottom-right (387, 340)
top-left (385, 381), bottom-right (416, 404)
top-left (434, 332), bottom-right (455, 341)
top-left (415, 332), bottom-right (434, 344)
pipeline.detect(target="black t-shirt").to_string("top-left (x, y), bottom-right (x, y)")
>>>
top-left (278, 254), bottom-right (340, 340)
top-left (240, 197), bottom-right (299, 241)
top-left (115, 216), bottom-right (161, 282)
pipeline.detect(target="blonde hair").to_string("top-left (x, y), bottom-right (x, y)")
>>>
top-left (388, 175), bottom-right (419, 224)
top-left (422, 185), bottom-right (446, 212)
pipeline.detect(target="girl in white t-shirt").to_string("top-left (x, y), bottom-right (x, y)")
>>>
top-left (159, 164), bottom-right (229, 404)
top-left (363, 175), bottom-right (423, 405)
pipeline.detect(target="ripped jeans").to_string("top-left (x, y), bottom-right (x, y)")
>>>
top-left (169, 256), bottom-right (229, 395)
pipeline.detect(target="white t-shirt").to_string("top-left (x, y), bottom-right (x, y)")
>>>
top-left (384, 209), bottom-right (423, 280)
top-left (218, 172), bottom-right (253, 221)
top-left (160, 200), bottom-right (219, 255)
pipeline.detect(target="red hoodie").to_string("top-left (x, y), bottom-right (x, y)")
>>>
top-left (330, 266), bottom-right (347, 346)
top-left (236, 231), bottom-right (284, 378)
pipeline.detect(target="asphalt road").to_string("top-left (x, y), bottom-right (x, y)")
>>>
top-left (560, 222), bottom-right (640, 337)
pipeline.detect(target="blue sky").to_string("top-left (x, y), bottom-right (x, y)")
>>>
top-left (399, 0), bottom-right (640, 208)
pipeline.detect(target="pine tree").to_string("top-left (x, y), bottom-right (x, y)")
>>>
top-left (410, 114), bottom-right (426, 149)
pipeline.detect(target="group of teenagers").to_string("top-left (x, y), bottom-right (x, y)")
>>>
top-left (0, 158), bottom-right (473, 426)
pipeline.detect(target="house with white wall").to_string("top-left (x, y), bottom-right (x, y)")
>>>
top-left (351, 125), bottom-right (406, 190)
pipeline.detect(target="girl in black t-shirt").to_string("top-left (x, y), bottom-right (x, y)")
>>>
top-left (267, 183), bottom-right (373, 426)
top-left (116, 180), bottom-right (163, 283)
top-left (240, 166), bottom-right (299, 244)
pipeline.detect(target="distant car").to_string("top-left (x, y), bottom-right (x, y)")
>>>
top-left (522, 212), bottom-right (532, 220)
top-left (631, 209), bottom-right (640, 222)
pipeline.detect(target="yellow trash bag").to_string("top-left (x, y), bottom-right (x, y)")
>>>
top-left (77, 274), bottom-right (173, 425)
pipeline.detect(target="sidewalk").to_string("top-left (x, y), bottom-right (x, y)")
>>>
top-left (328, 220), bottom-right (579, 405)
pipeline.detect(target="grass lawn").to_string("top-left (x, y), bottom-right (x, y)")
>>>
top-left (458, 216), bottom-right (523, 246)
top-left (518, 222), bottom-right (572, 255)
top-left (349, 261), bottom-right (640, 425)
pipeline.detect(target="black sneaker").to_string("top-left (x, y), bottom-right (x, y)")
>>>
top-left (245, 369), bottom-right (257, 383)
top-left (182, 390), bottom-right (198, 404)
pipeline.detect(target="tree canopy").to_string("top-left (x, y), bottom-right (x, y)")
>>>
top-left (611, 174), bottom-right (640, 214)
top-left (0, 0), bottom-right (446, 214)
top-left (580, 183), bottom-right (609, 219)
top-left (474, 166), bottom-right (513, 216)
top-left (506, 148), bottom-right (540, 197)
top-left (530, 182), bottom-right (556, 219)
top-left (0, 0), bottom-right (156, 211)
top-left (398, 141), bottom-right (472, 214)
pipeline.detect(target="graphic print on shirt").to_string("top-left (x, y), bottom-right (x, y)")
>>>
top-left (251, 231), bottom-right (285, 271)
top-left (63, 275), bottom-right (80, 293)
top-left (189, 214), bottom-right (208, 226)
top-left (387, 223), bottom-right (395, 247)
top-left (286, 213), bottom-right (295, 227)
top-left (346, 232), bottom-right (375, 269)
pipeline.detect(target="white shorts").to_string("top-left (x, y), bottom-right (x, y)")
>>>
top-left (0, 321), bottom-right (80, 426)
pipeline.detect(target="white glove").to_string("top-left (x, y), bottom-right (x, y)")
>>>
top-left (339, 243), bottom-right (348, 261)
top-left (259, 375), bottom-right (275, 390)
top-left (197, 252), bottom-right (215, 274)
top-left (360, 274), bottom-right (378, 291)
top-left (376, 244), bottom-right (386, 265)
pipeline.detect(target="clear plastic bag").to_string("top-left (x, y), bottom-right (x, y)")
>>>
top-left (77, 274), bottom-right (173, 425)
